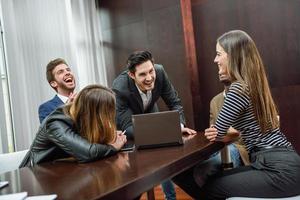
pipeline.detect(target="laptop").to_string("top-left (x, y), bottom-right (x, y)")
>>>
top-left (132, 110), bottom-right (183, 150)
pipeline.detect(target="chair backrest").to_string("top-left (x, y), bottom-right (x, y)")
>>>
top-left (227, 196), bottom-right (300, 200)
top-left (0, 149), bottom-right (29, 174)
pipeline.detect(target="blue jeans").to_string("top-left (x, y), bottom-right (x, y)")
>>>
top-left (161, 180), bottom-right (176, 200)
top-left (229, 143), bottom-right (242, 167)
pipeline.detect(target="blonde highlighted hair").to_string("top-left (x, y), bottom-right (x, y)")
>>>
top-left (217, 30), bottom-right (279, 133)
top-left (65, 84), bottom-right (116, 144)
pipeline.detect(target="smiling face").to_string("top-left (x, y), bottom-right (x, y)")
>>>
top-left (50, 64), bottom-right (76, 96)
top-left (128, 60), bottom-right (156, 92)
top-left (214, 43), bottom-right (231, 85)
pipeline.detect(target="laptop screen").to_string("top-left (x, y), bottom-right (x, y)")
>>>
top-left (132, 110), bottom-right (183, 149)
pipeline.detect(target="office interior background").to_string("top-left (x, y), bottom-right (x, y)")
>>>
top-left (0, 0), bottom-right (299, 155)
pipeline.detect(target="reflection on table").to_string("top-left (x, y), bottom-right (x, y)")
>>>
top-left (0, 132), bottom-right (224, 200)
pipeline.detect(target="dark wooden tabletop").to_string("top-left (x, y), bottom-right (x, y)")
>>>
top-left (0, 132), bottom-right (224, 200)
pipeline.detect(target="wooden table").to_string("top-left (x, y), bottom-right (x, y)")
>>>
top-left (0, 132), bottom-right (224, 200)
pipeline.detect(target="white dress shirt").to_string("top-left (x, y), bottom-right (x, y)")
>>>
top-left (135, 84), bottom-right (184, 128)
top-left (57, 94), bottom-right (69, 104)
top-left (135, 84), bottom-right (152, 111)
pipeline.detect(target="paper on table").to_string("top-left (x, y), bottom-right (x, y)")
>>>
top-left (26, 194), bottom-right (57, 200)
top-left (0, 192), bottom-right (27, 200)
top-left (0, 181), bottom-right (9, 189)
top-left (0, 192), bottom-right (57, 200)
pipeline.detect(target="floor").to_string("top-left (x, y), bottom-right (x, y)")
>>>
top-left (140, 184), bottom-right (193, 200)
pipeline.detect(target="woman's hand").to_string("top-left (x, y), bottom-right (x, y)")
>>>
top-left (223, 128), bottom-right (240, 143)
top-left (110, 131), bottom-right (127, 150)
top-left (66, 92), bottom-right (77, 103)
top-left (205, 125), bottom-right (240, 143)
top-left (204, 125), bottom-right (218, 142)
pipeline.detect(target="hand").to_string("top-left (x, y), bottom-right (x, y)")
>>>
top-left (181, 127), bottom-right (197, 135)
top-left (182, 133), bottom-right (196, 143)
top-left (66, 92), bottom-right (77, 103)
top-left (110, 131), bottom-right (127, 150)
top-left (223, 127), bottom-right (240, 143)
top-left (116, 130), bottom-right (125, 136)
top-left (204, 125), bottom-right (218, 142)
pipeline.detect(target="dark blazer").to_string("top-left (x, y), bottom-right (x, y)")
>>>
top-left (20, 107), bottom-right (117, 167)
top-left (112, 64), bottom-right (185, 139)
top-left (38, 95), bottom-right (64, 123)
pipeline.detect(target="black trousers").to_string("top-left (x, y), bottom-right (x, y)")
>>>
top-left (197, 147), bottom-right (300, 200)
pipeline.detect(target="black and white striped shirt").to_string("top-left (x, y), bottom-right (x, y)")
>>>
top-left (216, 82), bottom-right (292, 152)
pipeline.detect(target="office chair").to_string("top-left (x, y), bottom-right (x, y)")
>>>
top-left (227, 196), bottom-right (300, 200)
top-left (0, 149), bottom-right (28, 174)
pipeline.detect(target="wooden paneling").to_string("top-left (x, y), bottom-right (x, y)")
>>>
top-left (273, 86), bottom-right (300, 153)
top-left (97, 0), bottom-right (300, 152)
top-left (180, 0), bottom-right (201, 130)
top-left (98, 0), bottom-right (195, 128)
top-left (191, 0), bottom-right (300, 152)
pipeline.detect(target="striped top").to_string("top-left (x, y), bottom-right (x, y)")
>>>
top-left (216, 82), bottom-right (292, 153)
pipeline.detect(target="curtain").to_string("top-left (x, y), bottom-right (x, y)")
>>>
top-left (0, 0), bottom-right (106, 150)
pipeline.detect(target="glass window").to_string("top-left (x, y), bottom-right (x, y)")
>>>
top-left (0, 19), bottom-right (14, 153)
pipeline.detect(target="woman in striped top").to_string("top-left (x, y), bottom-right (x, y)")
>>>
top-left (200, 30), bottom-right (300, 199)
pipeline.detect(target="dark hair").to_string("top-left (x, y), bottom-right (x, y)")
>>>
top-left (46, 58), bottom-right (68, 84)
top-left (127, 51), bottom-right (154, 73)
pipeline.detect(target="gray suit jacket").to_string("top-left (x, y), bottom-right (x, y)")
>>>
top-left (112, 64), bottom-right (185, 139)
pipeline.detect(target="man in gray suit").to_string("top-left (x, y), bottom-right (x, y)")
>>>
top-left (112, 50), bottom-right (195, 139)
top-left (112, 50), bottom-right (195, 200)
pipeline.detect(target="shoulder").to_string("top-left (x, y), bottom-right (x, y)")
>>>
top-left (154, 64), bottom-right (169, 83)
top-left (210, 91), bottom-right (224, 109)
top-left (39, 98), bottom-right (55, 113)
top-left (112, 70), bottom-right (130, 91)
top-left (229, 82), bottom-right (249, 95)
top-left (44, 107), bottom-right (73, 127)
top-left (39, 96), bottom-right (62, 109)
top-left (211, 92), bottom-right (224, 102)
top-left (154, 64), bottom-right (165, 74)
top-left (227, 82), bottom-right (250, 106)
top-left (154, 64), bottom-right (164, 70)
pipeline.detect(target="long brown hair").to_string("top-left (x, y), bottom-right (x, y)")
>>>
top-left (65, 84), bottom-right (116, 144)
top-left (217, 30), bottom-right (279, 133)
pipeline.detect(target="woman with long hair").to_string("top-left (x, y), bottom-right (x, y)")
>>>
top-left (20, 84), bottom-right (126, 167)
top-left (201, 30), bottom-right (300, 199)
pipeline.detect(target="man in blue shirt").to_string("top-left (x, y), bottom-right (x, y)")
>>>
top-left (38, 58), bottom-right (76, 123)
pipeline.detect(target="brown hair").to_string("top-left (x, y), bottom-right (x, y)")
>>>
top-left (65, 84), bottom-right (116, 144)
top-left (46, 58), bottom-right (68, 90)
top-left (217, 30), bottom-right (279, 133)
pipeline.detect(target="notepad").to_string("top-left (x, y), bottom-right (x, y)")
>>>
top-left (26, 194), bottom-right (57, 200)
top-left (0, 181), bottom-right (8, 189)
top-left (0, 192), bottom-right (57, 200)
top-left (0, 192), bottom-right (27, 200)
